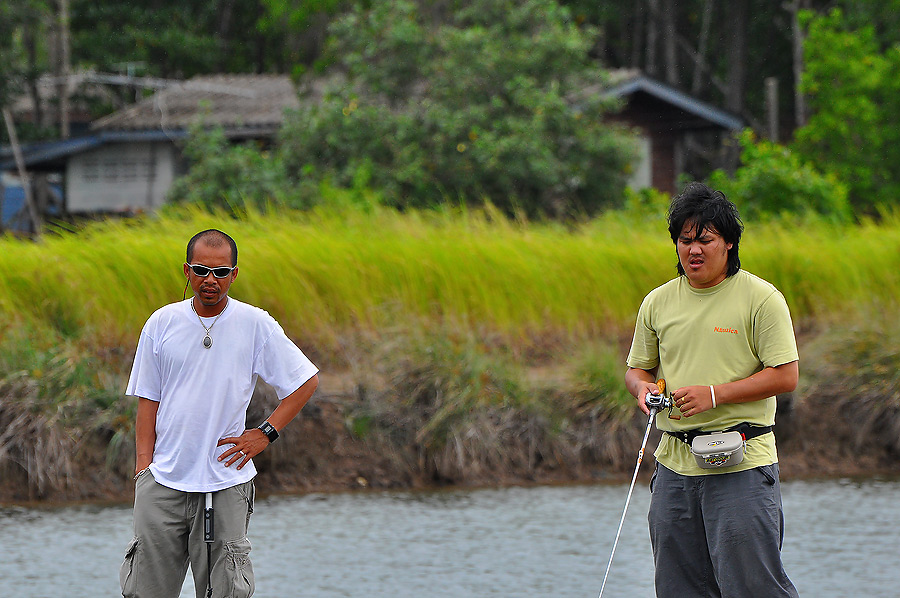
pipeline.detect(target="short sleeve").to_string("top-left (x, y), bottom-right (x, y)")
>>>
top-left (254, 322), bottom-right (319, 400)
top-left (627, 294), bottom-right (660, 370)
top-left (753, 291), bottom-right (799, 368)
top-left (125, 325), bottom-right (162, 401)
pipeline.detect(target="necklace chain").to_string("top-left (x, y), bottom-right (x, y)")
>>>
top-left (190, 298), bottom-right (226, 348)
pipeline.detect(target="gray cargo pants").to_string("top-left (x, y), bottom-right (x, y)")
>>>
top-left (648, 463), bottom-right (799, 598)
top-left (120, 470), bottom-right (256, 598)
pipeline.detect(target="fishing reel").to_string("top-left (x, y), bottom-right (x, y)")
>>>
top-left (644, 379), bottom-right (675, 415)
top-left (645, 392), bottom-right (672, 411)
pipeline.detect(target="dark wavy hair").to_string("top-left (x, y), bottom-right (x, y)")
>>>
top-left (667, 182), bottom-right (743, 277)
top-left (186, 229), bottom-right (238, 267)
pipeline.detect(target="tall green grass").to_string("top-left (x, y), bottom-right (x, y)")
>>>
top-left (1, 206), bottom-right (899, 359)
top-left (3, 205), bottom-right (900, 497)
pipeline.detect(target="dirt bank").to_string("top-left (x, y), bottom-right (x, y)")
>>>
top-left (1, 374), bottom-right (896, 506)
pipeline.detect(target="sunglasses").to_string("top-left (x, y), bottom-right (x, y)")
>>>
top-left (186, 263), bottom-right (236, 278)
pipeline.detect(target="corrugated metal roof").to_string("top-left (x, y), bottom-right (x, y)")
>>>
top-left (0, 136), bottom-right (102, 170)
top-left (91, 74), bottom-right (300, 132)
top-left (0, 131), bottom-right (191, 170)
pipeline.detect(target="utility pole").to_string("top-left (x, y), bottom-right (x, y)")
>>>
top-left (765, 77), bottom-right (779, 142)
top-left (3, 108), bottom-right (41, 236)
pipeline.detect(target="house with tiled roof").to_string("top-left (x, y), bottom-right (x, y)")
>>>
top-left (1, 74), bottom-right (299, 215)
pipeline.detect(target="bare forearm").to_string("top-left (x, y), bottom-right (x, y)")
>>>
top-left (672, 361), bottom-right (799, 418)
top-left (715, 361), bottom-right (799, 406)
top-left (625, 367), bottom-right (658, 399)
top-left (625, 367), bottom-right (660, 415)
top-left (266, 374), bottom-right (319, 432)
top-left (217, 375), bottom-right (320, 469)
top-left (135, 397), bottom-right (159, 474)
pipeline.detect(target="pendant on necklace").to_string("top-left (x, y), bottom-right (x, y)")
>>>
top-left (203, 335), bottom-right (213, 349)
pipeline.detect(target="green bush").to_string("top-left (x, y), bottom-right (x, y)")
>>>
top-left (166, 123), bottom-right (388, 213)
top-left (708, 130), bottom-right (852, 222)
top-left (167, 125), bottom-right (296, 210)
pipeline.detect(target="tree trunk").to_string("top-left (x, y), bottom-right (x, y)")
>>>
top-left (56, 0), bottom-right (71, 138)
top-left (216, 0), bottom-right (237, 71)
top-left (22, 23), bottom-right (47, 130)
top-left (691, 0), bottom-right (713, 95)
top-left (645, 0), bottom-right (660, 77)
top-left (255, 0), bottom-right (268, 74)
top-left (661, 0), bottom-right (678, 86)
top-left (788, 0), bottom-right (810, 128)
top-left (630, 0), bottom-right (645, 69)
top-left (725, 0), bottom-right (749, 116)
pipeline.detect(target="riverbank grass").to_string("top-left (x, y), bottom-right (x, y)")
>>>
top-left (2, 205), bottom-right (900, 499)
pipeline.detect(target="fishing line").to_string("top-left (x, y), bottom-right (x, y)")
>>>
top-left (597, 384), bottom-right (669, 598)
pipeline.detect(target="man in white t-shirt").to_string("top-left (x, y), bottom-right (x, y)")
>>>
top-left (119, 229), bottom-right (319, 598)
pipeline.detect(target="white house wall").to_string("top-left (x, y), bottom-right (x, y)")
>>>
top-left (66, 142), bottom-right (177, 213)
top-left (627, 134), bottom-right (652, 191)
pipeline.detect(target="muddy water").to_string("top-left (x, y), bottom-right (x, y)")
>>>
top-left (1, 478), bottom-right (897, 597)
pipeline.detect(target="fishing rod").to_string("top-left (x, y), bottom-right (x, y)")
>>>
top-left (597, 380), bottom-right (670, 598)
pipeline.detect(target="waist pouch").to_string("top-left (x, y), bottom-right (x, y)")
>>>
top-left (665, 424), bottom-right (773, 470)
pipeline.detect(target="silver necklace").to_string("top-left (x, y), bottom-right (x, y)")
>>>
top-left (190, 298), bottom-right (226, 349)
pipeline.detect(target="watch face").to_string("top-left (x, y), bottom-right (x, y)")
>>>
top-left (260, 422), bottom-right (278, 441)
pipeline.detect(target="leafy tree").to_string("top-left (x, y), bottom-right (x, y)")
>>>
top-left (835, 0), bottom-right (900, 49)
top-left (792, 8), bottom-right (900, 212)
top-left (69, 0), bottom-right (356, 81)
top-left (278, 0), bottom-right (637, 217)
top-left (257, 0), bottom-right (347, 76)
top-left (1, 0), bottom-right (56, 139)
top-left (70, 1), bottom-right (223, 79)
top-left (0, 3), bottom-right (27, 117)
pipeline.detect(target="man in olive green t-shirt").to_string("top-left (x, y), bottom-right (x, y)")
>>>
top-left (625, 182), bottom-right (799, 598)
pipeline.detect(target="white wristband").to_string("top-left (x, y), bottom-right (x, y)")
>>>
top-left (709, 385), bottom-right (717, 409)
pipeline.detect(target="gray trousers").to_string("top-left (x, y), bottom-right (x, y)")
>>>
top-left (120, 470), bottom-right (256, 598)
top-left (648, 463), bottom-right (799, 598)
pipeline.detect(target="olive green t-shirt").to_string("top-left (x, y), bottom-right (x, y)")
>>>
top-left (626, 270), bottom-right (799, 476)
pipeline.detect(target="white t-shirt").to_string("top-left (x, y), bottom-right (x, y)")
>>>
top-left (126, 298), bottom-right (319, 492)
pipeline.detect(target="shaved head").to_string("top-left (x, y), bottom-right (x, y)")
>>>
top-left (186, 229), bottom-right (238, 266)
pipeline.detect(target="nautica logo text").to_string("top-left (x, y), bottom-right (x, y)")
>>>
top-left (715, 327), bottom-right (739, 334)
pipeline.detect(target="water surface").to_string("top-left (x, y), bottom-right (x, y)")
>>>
top-left (1, 478), bottom-right (896, 597)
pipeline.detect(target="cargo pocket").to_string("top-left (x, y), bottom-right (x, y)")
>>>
top-left (119, 537), bottom-right (140, 597)
top-left (223, 537), bottom-right (255, 598)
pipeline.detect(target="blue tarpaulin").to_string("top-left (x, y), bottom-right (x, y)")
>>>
top-left (2, 181), bottom-right (62, 231)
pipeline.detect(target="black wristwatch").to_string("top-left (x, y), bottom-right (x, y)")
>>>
top-left (258, 421), bottom-right (279, 443)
